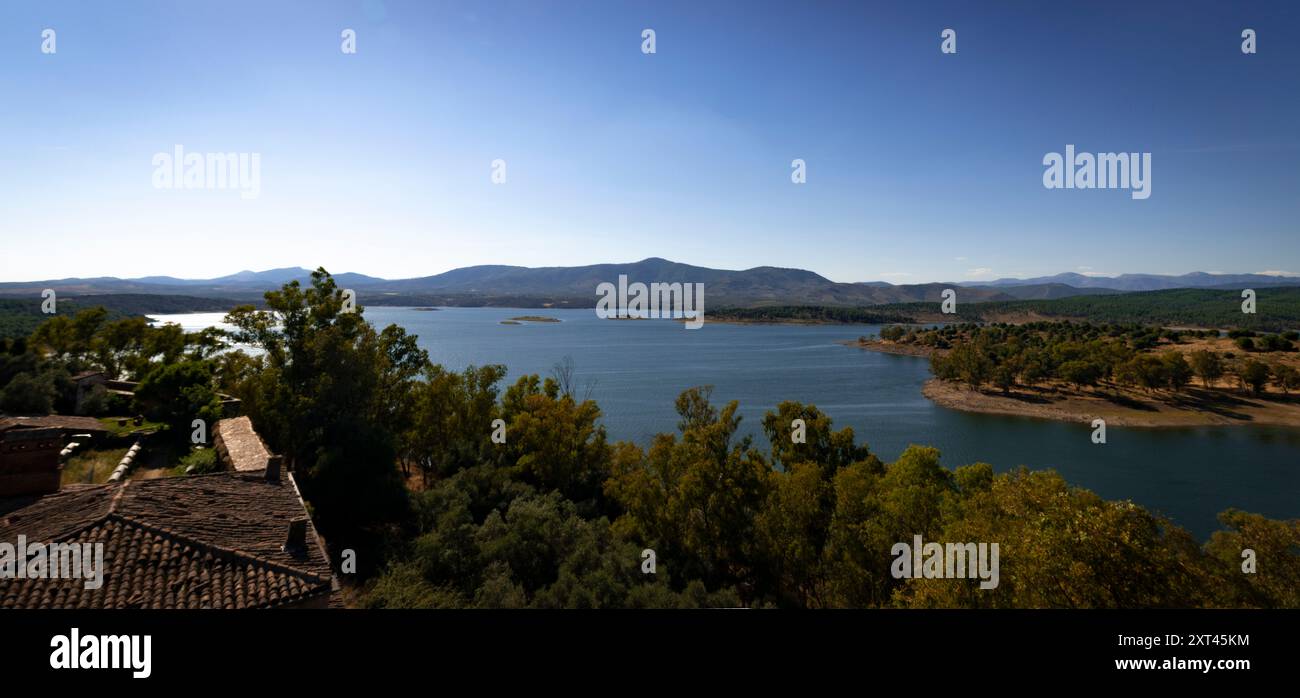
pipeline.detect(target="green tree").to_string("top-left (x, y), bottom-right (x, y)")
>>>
top-left (761, 401), bottom-right (876, 474)
top-left (499, 373), bottom-right (612, 512)
top-left (756, 461), bottom-right (833, 607)
top-left (1125, 355), bottom-right (1167, 392)
top-left (0, 371), bottom-right (56, 414)
top-left (1058, 360), bottom-right (1101, 389)
top-left (947, 344), bottom-right (992, 389)
top-left (1188, 349), bottom-right (1224, 388)
top-left (606, 387), bottom-right (771, 595)
top-left (404, 364), bottom-right (505, 485)
top-left (824, 445), bottom-right (951, 607)
top-left (929, 352), bottom-right (959, 382)
top-left (1160, 351), bottom-right (1193, 391)
top-left (225, 269), bottom-right (414, 551)
top-left (1019, 352), bottom-right (1049, 387)
top-left (1273, 365), bottom-right (1300, 394)
top-left (1237, 360), bottom-right (1270, 396)
top-left (992, 364), bottom-right (1017, 394)
top-left (898, 468), bottom-right (1215, 608)
top-left (134, 360), bottom-right (222, 430)
top-left (1204, 510), bottom-right (1300, 608)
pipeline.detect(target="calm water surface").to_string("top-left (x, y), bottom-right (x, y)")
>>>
top-left (153, 307), bottom-right (1300, 539)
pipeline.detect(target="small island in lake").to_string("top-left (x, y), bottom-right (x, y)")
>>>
top-left (509, 315), bottom-right (560, 323)
top-left (850, 322), bottom-right (1300, 428)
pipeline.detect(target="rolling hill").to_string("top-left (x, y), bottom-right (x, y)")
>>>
top-left (967, 271), bottom-right (1300, 292)
top-left (0, 259), bottom-right (1288, 309)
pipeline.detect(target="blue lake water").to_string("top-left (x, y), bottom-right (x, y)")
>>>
top-left (153, 307), bottom-right (1300, 540)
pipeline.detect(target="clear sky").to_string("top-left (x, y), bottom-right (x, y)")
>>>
top-left (1, 0), bottom-right (1297, 283)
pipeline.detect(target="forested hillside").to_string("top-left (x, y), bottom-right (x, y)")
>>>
top-left (709, 305), bottom-right (915, 324)
top-left (0, 295), bottom-right (243, 339)
top-left (881, 287), bottom-right (1300, 331)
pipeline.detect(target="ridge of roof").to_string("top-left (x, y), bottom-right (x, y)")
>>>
top-left (105, 512), bottom-right (332, 587)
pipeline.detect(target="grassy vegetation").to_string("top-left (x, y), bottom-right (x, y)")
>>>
top-left (98, 416), bottom-right (168, 438)
top-left (171, 447), bottom-right (220, 476)
top-left (60, 447), bottom-right (129, 486)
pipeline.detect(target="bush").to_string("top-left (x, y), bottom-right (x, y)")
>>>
top-left (1257, 334), bottom-right (1293, 352)
top-left (178, 447), bottom-right (220, 475)
top-left (880, 325), bottom-right (906, 342)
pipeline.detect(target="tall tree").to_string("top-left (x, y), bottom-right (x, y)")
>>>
top-left (1188, 349), bottom-right (1224, 388)
top-left (225, 269), bottom-right (414, 553)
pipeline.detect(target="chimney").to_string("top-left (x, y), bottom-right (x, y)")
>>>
top-left (284, 517), bottom-right (308, 553)
top-left (0, 427), bottom-right (64, 496)
top-left (265, 454), bottom-right (282, 482)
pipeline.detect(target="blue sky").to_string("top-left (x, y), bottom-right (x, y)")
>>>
top-left (1, 0), bottom-right (1297, 283)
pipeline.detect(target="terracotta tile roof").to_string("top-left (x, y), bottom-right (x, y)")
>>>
top-left (1, 514), bottom-right (330, 609)
top-left (0, 484), bottom-right (116, 542)
top-left (0, 470), bottom-right (337, 609)
top-left (214, 416), bottom-right (271, 472)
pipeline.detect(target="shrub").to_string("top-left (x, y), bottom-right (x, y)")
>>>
top-left (179, 447), bottom-right (220, 475)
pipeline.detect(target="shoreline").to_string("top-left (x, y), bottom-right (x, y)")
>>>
top-left (836, 338), bottom-right (938, 357)
top-left (849, 340), bottom-right (1300, 429)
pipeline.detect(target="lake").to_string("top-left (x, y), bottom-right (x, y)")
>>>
top-left (152, 307), bottom-right (1300, 540)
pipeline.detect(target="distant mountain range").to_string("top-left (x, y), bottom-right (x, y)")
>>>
top-left (1, 259), bottom-right (1295, 308)
top-left (963, 271), bottom-right (1300, 292)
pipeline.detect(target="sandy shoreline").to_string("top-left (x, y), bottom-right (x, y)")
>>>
top-left (848, 340), bottom-right (1300, 428)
